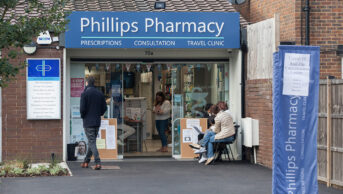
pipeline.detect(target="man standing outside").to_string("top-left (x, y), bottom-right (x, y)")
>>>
top-left (80, 76), bottom-right (107, 170)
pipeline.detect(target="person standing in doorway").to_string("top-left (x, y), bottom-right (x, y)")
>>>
top-left (153, 92), bottom-right (171, 152)
top-left (80, 76), bottom-right (107, 170)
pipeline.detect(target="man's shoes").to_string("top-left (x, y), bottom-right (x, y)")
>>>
top-left (94, 164), bottom-right (102, 170)
top-left (189, 144), bottom-right (201, 149)
top-left (194, 147), bottom-right (207, 154)
top-left (205, 157), bottom-right (215, 165)
top-left (81, 162), bottom-right (89, 168)
top-left (198, 155), bottom-right (208, 163)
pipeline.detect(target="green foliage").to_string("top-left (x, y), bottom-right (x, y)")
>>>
top-left (22, 160), bottom-right (30, 170)
top-left (0, 0), bottom-right (70, 87)
top-left (37, 165), bottom-right (49, 173)
top-left (26, 167), bottom-right (41, 176)
top-left (2, 162), bottom-right (15, 174)
top-left (0, 169), bottom-right (5, 177)
top-left (49, 165), bottom-right (66, 176)
top-left (8, 167), bottom-right (24, 176)
top-left (49, 155), bottom-right (59, 168)
top-left (0, 161), bottom-right (68, 177)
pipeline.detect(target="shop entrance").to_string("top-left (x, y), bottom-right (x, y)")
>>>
top-left (70, 61), bottom-right (230, 159)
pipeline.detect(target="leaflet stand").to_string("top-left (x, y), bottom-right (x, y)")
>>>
top-left (97, 118), bottom-right (118, 160)
top-left (180, 118), bottom-right (207, 159)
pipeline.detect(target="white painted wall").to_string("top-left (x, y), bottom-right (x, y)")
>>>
top-left (211, 65), bottom-right (218, 103)
top-left (229, 50), bottom-right (242, 160)
top-left (229, 50), bottom-right (242, 124)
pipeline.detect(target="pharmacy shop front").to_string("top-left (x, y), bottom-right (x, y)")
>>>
top-left (64, 11), bottom-right (243, 160)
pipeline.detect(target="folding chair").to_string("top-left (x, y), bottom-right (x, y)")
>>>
top-left (213, 124), bottom-right (240, 162)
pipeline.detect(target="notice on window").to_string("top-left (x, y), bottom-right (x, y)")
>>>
top-left (282, 53), bottom-right (310, 96)
top-left (71, 78), bottom-right (84, 97)
top-left (186, 119), bottom-right (200, 129)
top-left (96, 139), bottom-right (106, 149)
top-left (183, 129), bottom-right (192, 143)
top-left (191, 129), bottom-right (200, 144)
top-left (71, 118), bottom-right (86, 143)
top-left (71, 105), bottom-right (81, 118)
top-left (106, 126), bottom-right (116, 149)
top-left (101, 120), bottom-right (109, 127)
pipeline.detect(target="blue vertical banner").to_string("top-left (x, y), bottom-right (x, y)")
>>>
top-left (272, 46), bottom-right (320, 194)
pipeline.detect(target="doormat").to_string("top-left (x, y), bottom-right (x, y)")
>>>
top-left (91, 165), bottom-right (120, 170)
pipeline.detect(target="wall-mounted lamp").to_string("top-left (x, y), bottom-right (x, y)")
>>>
top-left (336, 45), bottom-right (343, 56)
top-left (154, 1), bottom-right (166, 9)
top-left (23, 42), bottom-right (37, 55)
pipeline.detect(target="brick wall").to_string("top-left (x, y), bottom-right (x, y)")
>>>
top-left (2, 47), bottom-right (63, 162)
top-left (249, 0), bottom-right (297, 43)
top-left (248, 0), bottom-right (342, 78)
top-left (237, 0), bottom-right (342, 168)
top-left (245, 79), bottom-right (273, 168)
top-left (231, 1), bottom-right (250, 22)
top-left (298, 0), bottom-right (343, 79)
top-left (242, 0), bottom-right (297, 168)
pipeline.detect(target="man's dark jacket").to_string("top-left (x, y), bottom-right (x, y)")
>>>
top-left (80, 85), bottom-right (107, 128)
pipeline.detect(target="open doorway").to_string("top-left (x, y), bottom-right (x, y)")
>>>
top-left (83, 63), bottom-right (172, 158)
top-left (72, 62), bottom-right (230, 158)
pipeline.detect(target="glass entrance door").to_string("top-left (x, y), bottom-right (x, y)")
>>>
top-left (171, 63), bottom-right (229, 156)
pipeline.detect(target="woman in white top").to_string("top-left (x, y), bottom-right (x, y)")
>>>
top-left (153, 92), bottom-right (171, 152)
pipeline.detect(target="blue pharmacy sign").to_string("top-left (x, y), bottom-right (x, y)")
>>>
top-left (27, 59), bottom-right (60, 80)
top-left (272, 46), bottom-right (320, 194)
top-left (27, 59), bottom-right (61, 120)
top-left (65, 12), bottom-right (240, 49)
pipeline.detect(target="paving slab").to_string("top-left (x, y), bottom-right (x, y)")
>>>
top-left (0, 159), bottom-right (342, 194)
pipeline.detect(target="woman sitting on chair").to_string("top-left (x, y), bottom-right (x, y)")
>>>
top-left (190, 101), bottom-right (235, 165)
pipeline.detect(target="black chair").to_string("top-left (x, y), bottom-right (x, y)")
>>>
top-left (213, 124), bottom-right (240, 162)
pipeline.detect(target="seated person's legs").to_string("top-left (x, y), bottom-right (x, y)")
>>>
top-left (118, 124), bottom-right (136, 144)
top-left (200, 131), bottom-right (216, 147)
top-left (208, 135), bottom-right (235, 157)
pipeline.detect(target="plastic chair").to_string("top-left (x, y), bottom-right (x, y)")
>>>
top-left (213, 124), bottom-right (240, 162)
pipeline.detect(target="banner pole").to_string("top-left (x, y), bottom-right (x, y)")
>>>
top-left (326, 76), bottom-right (332, 187)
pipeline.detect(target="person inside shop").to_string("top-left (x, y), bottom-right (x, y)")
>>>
top-left (106, 95), bottom-right (135, 146)
top-left (80, 76), bottom-right (107, 170)
top-left (190, 102), bottom-right (235, 165)
top-left (153, 91), bottom-right (171, 152)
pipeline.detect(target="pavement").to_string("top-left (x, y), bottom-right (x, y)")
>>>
top-left (0, 159), bottom-right (342, 194)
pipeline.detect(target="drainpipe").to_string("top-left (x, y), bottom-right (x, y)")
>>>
top-left (241, 28), bottom-right (247, 118)
top-left (304, 0), bottom-right (310, 45)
